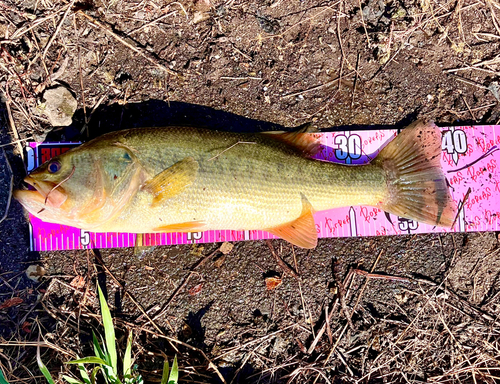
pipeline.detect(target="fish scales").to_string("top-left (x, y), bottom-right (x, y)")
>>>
top-left (107, 127), bottom-right (386, 232)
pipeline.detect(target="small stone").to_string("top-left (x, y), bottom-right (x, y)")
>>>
top-left (41, 86), bottom-right (77, 126)
top-left (256, 15), bottom-right (280, 34)
top-left (488, 82), bottom-right (500, 101)
top-left (193, 11), bottom-right (209, 24)
top-left (219, 242), bottom-right (234, 254)
top-left (26, 265), bottom-right (46, 282)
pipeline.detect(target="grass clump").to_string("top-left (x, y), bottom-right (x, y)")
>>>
top-left (35, 284), bottom-right (178, 384)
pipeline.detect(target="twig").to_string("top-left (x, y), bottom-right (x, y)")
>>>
top-left (3, 84), bottom-right (23, 160)
top-left (258, 3), bottom-right (343, 41)
top-left (351, 52), bottom-right (360, 108)
top-left (75, 19), bottom-right (88, 130)
top-left (0, 138), bottom-right (32, 149)
top-left (459, 91), bottom-right (476, 120)
top-left (357, 0), bottom-right (371, 47)
top-left (334, 259), bottom-right (354, 331)
top-left (265, 240), bottom-right (299, 278)
top-left (336, 1), bottom-right (345, 93)
top-left (449, 74), bottom-right (489, 90)
top-left (0, 149), bottom-right (13, 225)
top-left (0, 340), bottom-right (75, 357)
top-left (128, 10), bottom-right (177, 35)
top-left (283, 70), bottom-right (355, 99)
top-left (220, 76), bottom-right (262, 80)
top-left (42, 0), bottom-right (76, 59)
top-left (350, 250), bottom-right (384, 319)
top-left (77, 10), bottom-right (179, 77)
top-left (44, 166), bottom-right (75, 206)
top-left (351, 268), bottom-right (411, 282)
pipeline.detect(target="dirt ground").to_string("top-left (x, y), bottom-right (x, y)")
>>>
top-left (2, 0), bottom-right (500, 383)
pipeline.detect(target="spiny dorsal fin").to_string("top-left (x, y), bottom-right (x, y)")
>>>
top-left (142, 157), bottom-right (199, 207)
top-left (266, 194), bottom-right (317, 249)
top-left (262, 123), bottom-right (321, 156)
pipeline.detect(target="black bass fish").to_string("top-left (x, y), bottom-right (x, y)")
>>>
top-left (14, 120), bottom-right (456, 248)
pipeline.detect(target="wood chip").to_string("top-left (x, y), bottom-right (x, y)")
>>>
top-left (219, 242), bottom-right (234, 254)
top-left (265, 276), bottom-right (282, 290)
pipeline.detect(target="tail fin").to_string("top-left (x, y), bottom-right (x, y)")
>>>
top-left (374, 120), bottom-right (457, 227)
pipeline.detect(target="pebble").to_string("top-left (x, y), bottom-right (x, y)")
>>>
top-left (42, 85), bottom-right (77, 126)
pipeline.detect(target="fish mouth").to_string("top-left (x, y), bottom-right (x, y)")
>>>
top-left (15, 176), bottom-right (67, 209)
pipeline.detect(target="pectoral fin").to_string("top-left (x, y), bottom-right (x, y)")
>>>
top-left (142, 157), bottom-right (199, 207)
top-left (266, 195), bottom-right (318, 249)
top-left (153, 221), bottom-right (206, 232)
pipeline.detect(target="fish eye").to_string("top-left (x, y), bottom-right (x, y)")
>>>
top-left (48, 160), bottom-right (61, 173)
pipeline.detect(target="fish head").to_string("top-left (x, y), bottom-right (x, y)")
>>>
top-left (14, 142), bottom-right (145, 229)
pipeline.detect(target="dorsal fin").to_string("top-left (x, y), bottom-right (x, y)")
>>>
top-left (265, 194), bottom-right (317, 249)
top-left (262, 123), bottom-right (321, 156)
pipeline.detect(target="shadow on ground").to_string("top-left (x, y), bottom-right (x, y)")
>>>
top-left (45, 99), bottom-right (422, 143)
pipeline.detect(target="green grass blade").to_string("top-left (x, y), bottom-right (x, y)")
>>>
top-left (67, 357), bottom-right (110, 366)
top-left (77, 363), bottom-right (91, 384)
top-left (168, 356), bottom-right (178, 384)
top-left (92, 332), bottom-right (105, 360)
top-left (90, 366), bottom-right (102, 384)
top-left (62, 375), bottom-right (84, 384)
top-left (36, 345), bottom-right (56, 384)
top-left (97, 284), bottom-right (117, 374)
top-left (0, 368), bottom-right (10, 384)
top-left (160, 360), bottom-right (169, 384)
top-left (123, 331), bottom-right (133, 378)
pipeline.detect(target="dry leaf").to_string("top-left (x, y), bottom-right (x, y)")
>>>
top-left (22, 321), bottom-right (31, 333)
top-left (265, 277), bottom-right (282, 290)
top-left (0, 297), bottom-right (23, 309)
top-left (219, 242), bottom-right (234, 255)
top-left (70, 275), bottom-right (85, 289)
top-left (189, 283), bottom-right (203, 296)
top-left (214, 254), bottom-right (227, 268)
top-left (193, 11), bottom-right (209, 24)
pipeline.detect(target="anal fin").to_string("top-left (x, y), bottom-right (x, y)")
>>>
top-left (266, 195), bottom-right (317, 249)
top-left (153, 221), bottom-right (205, 232)
top-left (142, 157), bottom-right (199, 207)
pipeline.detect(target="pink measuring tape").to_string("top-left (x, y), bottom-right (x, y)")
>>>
top-left (26, 125), bottom-right (499, 251)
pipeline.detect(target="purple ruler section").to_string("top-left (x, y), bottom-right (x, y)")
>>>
top-left (27, 126), bottom-right (500, 251)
